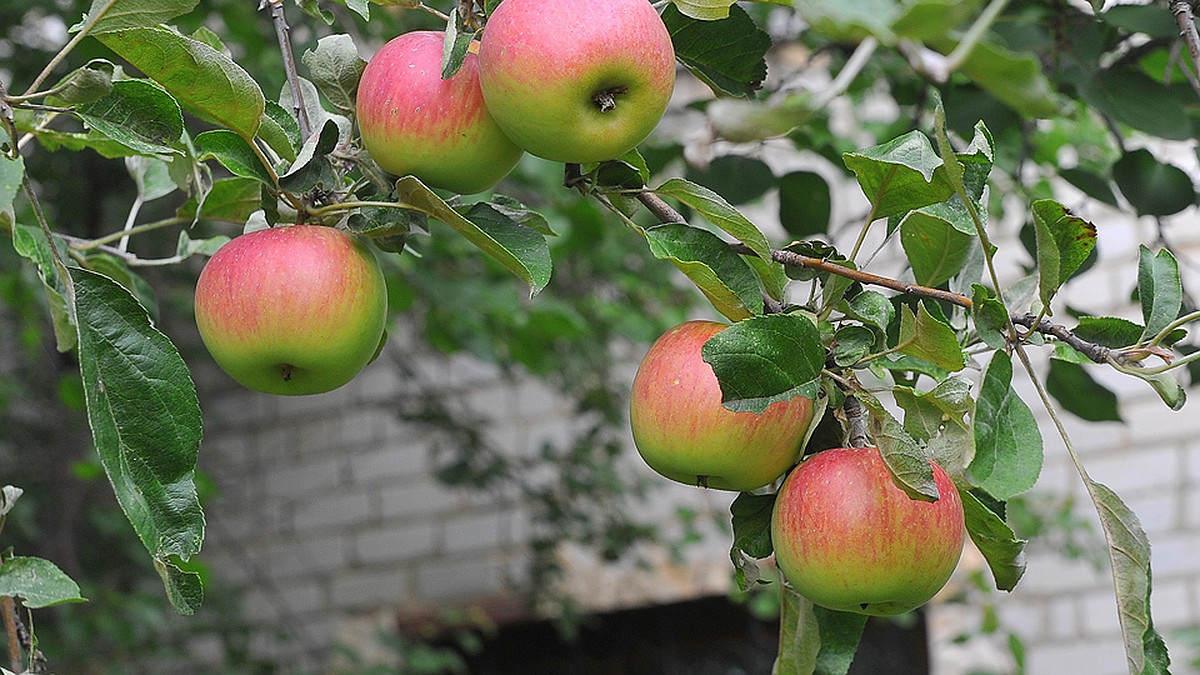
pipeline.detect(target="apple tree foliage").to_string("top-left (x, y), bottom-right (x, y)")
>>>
top-left (0, 0), bottom-right (1199, 672)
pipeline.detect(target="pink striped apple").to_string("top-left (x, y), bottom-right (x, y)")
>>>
top-left (194, 225), bottom-right (388, 396)
top-left (356, 31), bottom-right (523, 194)
top-left (477, 0), bottom-right (676, 164)
top-left (629, 321), bottom-right (814, 491)
top-left (772, 446), bottom-right (966, 616)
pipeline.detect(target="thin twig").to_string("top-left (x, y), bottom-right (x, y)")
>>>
top-left (1010, 313), bottom-right (1111, 363)
top-left (636, 190), bottom-right (974, 308)
top-left (844, 395), bottom-right (871, 448)
top-left (264, 0), bottom-right (312, 140)
top-left (1, 596), bottom-right (20, 671)
top-left (1171, 0), bottom-right (1200, 98)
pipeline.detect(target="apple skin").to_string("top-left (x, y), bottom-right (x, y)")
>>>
top-left (356, 31), bottom-right (523, 194)
top-left (771, 447), bottom-right (966, 616)
top-left (477, 0), bottom-right (676, 164)
top-left (194, 225), bottom-right (388, 396)
top-left (629, 321), bottom-right (814, 491)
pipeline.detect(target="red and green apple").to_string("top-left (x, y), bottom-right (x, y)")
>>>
top-left (771, 446), bottom-right (966, 616)
top-left (629, 320), bottom-right (814, 491)
top-left (356, 30), bottom-right (523, 194)
top-left (194, 225), bottom-right (388, 396)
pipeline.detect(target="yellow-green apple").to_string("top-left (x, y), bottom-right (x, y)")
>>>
top-left (477, 0), bottom-right (676, 164)
top-left (194, 225), bottom-right (388, 396)
top-left (772, 447), bottom-right (965, 616)
top-left (356, 31), bottom-right (523, 194)
top-left (629, 320), bottom-right (814, 491)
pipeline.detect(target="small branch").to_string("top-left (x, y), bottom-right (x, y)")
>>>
top-left (844, 395), bottom-right (871, 448)
top-left (770, 249), bottom-right (974, 309)
top-left (264, 0), bottom-right (312, 140)
top-left (1, 596), bottom-right (20, 672)
top-left (1172, 0), bottom-right (1200, 97)
top-left (634, 190), bottom-right (973, 308)
top-left (1010, 313), bottom-right (1111, 363)
top-left (70, 216), bottom-right (189, 251)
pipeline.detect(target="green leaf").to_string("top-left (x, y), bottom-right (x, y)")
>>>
top-left (662, 4), bottom-right (770, 98)
top-left (0, 487), bottom-right (22, 518)
top-left (45, 59), bottom-right (115, 106)
top-left (178, 177), bottom-right (263, 223)
top-left (958, 41), bottom-right (1061, 118)
top-left (1074, 315), bottom-right (1145, 349)
top-left (793, 0), bottom-right (899, 42)
top-left (858, 393), bottom-right (939, 501)
top-left (842, 131), bottom-right (954, 219)
top-left (892, 378), bottom-right (974, 480)
top-left (0, 154), bottom-right (24, 215)
top-left (1138, 245), bottom-right (1182, 342)
top-left (1088, 481), bottom-right (1171, 674)
top-left (831, 325), bottom-right (876, 367)
top-left (684, 155), bottom-right (775, 205)
top-left (644, 223), bottom-right (764, 321)
top-left (774, 586), bottom-right (868, 675)
top-left (1046, 358), bottom-right (1122, 423)
top-left (259, 100), bottom-right (300, 163)
top-left (843, 290), bottom-right (894, 334)
top-left (175, 231), bottom-right (230, 259)
top-left (669, 0), bottom-right (734, 20)
top-left (155, 558), bottom-right (202, 616)
top-left (1113, 149), bottom-right (1196, 217)
top-left (126, 155), bottom-right (177, 202)
top-left (811, 606), bottom-right (869, 675)
top-left (75, 79), bottom-right (184, 156)
top-left (1059, 167), bottom-right (1119, 207)
top-left (279, 118), bottom-right (340, 192)
top-left (302, 34), bottom-right (366, 116)
top-left (1102, 4), bottom-right (1180, 38)
top-left (11, 224), bottom-right (77, 352)
top-left (898, 303), bottom-right (965, 372)
top-left (98, 26), bottom-right (265, 139)
top-left (961, 491), bottom-right (1027, 592)
top-left (899, 210), bottom-right (974, 287)
top-left (440, 7), bottom-right (476, 80)
top-left (75, 0), bottom-right (198, 35)
top-left (482, 194), bottom-right (555, 237)
top-left (396, 177), bottom-right (552, 296)
top-left (970, 351), bottom-right (1043, 500)
top-left (971, 284), bottom-right (1008, 350)
top-left (70, 268), bottom-right (204, 614)
top-left (779, 170), bottom-right (832, 238)
top-left (730, 491), bottom-right (775, 589)
top-left (195, 130), bottom-right (275, 185)
top-left (1032, 199), bottom-right (1097, 308)
top-left (1077, 68), bottom-right (1192, 142)
top-left (0, 557), bottom-right (86, 608)
top-left (655, 177), bottom-right (774, 261)
top-left (700, 313), bottom-right (824, 413)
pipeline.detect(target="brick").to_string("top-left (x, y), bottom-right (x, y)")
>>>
top-left (353, 521), bottom-right (437, 564)
top-left (443, 509), bottom-right (513, 555)
top-left (1185, 490), bottom-right (1200, 529)
top-left (353, 359), bottom-right (405, 403)
top-left (340, 408), bottom-right (384, 449)
top-left (1084, 446), bottom-right (1179, 496)
top-left (1045, 597), bottom-right (1079, 640)
top-left (330, 566), bottom-right (413, 610)
top-left (350, 445), bottom-right (427, 484)
top-left (1150, 531), bottom-right (1200, 578)
top-left (1027, 639), bottom-right (1129, 675)
top-left (377, 479), bottom-right (464, 519)
top-left (1123, 491), bottom-right (1181, 535)
top-left (262, 456), bottom-right (344, 499)
top-left (1018, 554), bottom-right (1107, 594)
top-left (262, 533), bottom-right (350, 579)
top-left (239, 579), bottom-right (326, 622)
top-left (414, 555), bottom-right (505, 601)
top-left (1080, 590), bottom-right (1121, 637)
top-left (996, 599), bottom-right (1048, 642)
top-left (292, 491), bottom-right (375, 532)
top-left (1150, 578), bottom-right (1195, 629)
top-left (1116, 396), bottom-right (1196, 448)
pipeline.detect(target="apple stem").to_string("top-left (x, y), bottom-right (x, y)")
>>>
top-left (278, 364), bottom-right (295, 382)
top-left (592, 87), bottom-right (628, 113)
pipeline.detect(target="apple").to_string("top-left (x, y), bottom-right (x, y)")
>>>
top-left (477, 0), bottom-right (676, 164)
top-left (771, 446), bottom-right (965, 616)
top-left (356, 31), bottom-right (523, 194)
top-left (194, 225), bottom-right (388, 396)
top-left (629, 321), bottom-right (814, 491)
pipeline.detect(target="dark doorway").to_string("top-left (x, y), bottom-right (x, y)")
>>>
top-left (453, 595), bottom-right (930, 674)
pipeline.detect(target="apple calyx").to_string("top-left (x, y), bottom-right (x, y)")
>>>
top-left (592, 86), bottom-right (629, 113)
